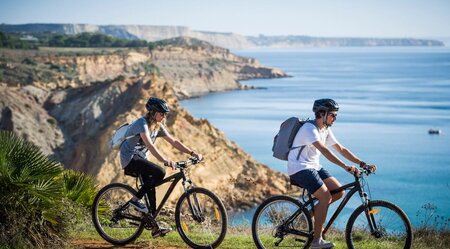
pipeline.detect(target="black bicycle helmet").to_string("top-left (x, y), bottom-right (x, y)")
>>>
top-left (146, 97), bottom-right (170, 113)
top-left (312, 98), bottom-right (339, 113)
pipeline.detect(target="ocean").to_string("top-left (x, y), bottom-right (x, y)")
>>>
top-left (180, 47), bottom-right (450, 228)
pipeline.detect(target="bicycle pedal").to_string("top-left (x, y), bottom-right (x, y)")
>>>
top-left (295, 238), bottom-right (307, 243)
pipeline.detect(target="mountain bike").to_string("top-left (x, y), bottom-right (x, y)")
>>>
top-left (92, 157), bottom-right (228, 249)
top-left (252, 167), bottom-right (413, 249)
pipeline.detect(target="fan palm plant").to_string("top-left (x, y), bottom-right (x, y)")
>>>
top-left (0, 131), bottom-right (64, 248)
top-left (59, 169), bottom-right (98, 233)
top-left (62, 169), bottom-right (96, 207)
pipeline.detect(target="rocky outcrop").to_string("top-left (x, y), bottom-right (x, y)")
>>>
top-left (0, 84), bottom-right (63, 156)
top-left (0, 42), bottom-right (290, 210)
top-left (150, 37), bottom-right (286, 97)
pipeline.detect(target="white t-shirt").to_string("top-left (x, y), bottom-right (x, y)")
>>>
top-left (287, 122), bottom-right (338, 175)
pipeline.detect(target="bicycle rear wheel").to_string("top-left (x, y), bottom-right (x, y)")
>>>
top-left (175, 187), bottom-right (228, 249)
top-left (252, 195), bottom-right (313, 249)
top-left (92, 183), bottom-right (144, 245)
top-left (346, 200), bottom-right (413, 249)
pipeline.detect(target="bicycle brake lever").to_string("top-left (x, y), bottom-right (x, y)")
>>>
top-left (177, 161), bottom-right (187, 168)
top-left (190, 156), bottom-right (202, 164)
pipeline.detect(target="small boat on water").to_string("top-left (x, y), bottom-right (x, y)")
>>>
top-left (428, 129), bottom-right (442, 135)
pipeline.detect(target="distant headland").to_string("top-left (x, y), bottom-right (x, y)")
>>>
top-left (0, 23), bottom-right (444, 49)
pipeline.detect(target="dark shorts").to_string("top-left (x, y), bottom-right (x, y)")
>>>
top-left (290, 168), bottom-right (333, 194)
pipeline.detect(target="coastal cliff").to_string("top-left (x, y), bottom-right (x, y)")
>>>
top-left (1, 23), bottom-right (445, 49)
top-left (150, 37), bottom-right (285, 97)
top-left (0, 39), bottom-right (290, 210)
top-left (0, 37), bottom-right (286, 98)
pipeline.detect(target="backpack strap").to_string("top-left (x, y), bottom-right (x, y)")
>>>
top-left (124, 134), bottom-right (138, 140)
top-left (119, 134), bottom-right (139, 148)
top-left (294, 119), bottom-right (315, 161)
top-left (295, 118), bottom-right (319, 161)
top-left (286, 145), bottom-right (307, 160)
top-left (296, 145), bottom-right (306, 160)
top-left (122, 119), bottom-right (141, 144)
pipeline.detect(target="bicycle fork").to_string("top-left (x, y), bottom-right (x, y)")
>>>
top-left (360, 192), bottom-right (382, 238)
top-left (182, 180), bottom-right (205, 223)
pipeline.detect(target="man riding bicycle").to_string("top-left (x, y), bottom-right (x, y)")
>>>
top-left (120, 97), bottom-right (203, 238)
top-left (288, 98), bottom-right (376, 248)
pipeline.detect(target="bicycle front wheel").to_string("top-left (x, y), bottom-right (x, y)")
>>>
top-left (175, 187), bottom-right (228, 249)
top-left (252, 195), bottom-right (313, 249)
top-left (346, 200), bottom-right (413, 249)
top-left (92, 183), bottom-right (144, 245)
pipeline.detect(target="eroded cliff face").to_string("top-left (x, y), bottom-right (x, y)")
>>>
top-left (1, 39), bottom-right (286, 99)
top-left (0, 43), bottom-right (290, 210)
top-left (149, 38), bottom-right (286, 97)
top-left (0, 85), bottom-right (63, 156)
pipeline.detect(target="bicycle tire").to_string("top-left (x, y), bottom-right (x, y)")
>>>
top-left (92, 183), bottom-right (145, 245)
top-left (175, 187), bottom-right (228, 249)
top-left (346, 200), bottom-right (413, 249)
top-left (252, 195), bottom-right (313, 249)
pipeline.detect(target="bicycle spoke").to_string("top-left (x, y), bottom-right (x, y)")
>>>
top-left (252, 196), bottom-right (312, 249)
top-left (346, 200), bottom-right (412, 249)
top-left (176, 188), bottom-right (227, 248)
top-left (92, 184), bottom-right (144, 245)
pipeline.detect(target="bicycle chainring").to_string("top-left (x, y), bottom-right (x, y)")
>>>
top-left (142, 214), bottom-right (156, 230)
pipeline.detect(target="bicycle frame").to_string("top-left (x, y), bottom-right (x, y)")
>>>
top-left (322, 180), bottom-right (364, 234)
top-left (140, 169), bottom-right (193, 218)
top-left (286, 174), bottom-right (369, 236)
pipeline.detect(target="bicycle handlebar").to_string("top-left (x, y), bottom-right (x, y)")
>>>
top-left (355, 166), bottom-right (376, 177)
top-left (175, 156), bottom-right (202, 169)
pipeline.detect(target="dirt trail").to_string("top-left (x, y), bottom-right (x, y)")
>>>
top-left (70, 239), bottom-right (189, 249)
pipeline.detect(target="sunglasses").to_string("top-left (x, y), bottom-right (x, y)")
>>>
top-left (329, 113), bottom-right (338, 118)
top-left (159, 112), bottom-right (167, 117)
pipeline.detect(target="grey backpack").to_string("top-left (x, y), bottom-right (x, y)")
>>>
top-left (272, 117), bottom-right (309, 161)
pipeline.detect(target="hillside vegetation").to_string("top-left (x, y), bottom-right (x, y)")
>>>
top-left (0, 32), bottom-right (150, 49)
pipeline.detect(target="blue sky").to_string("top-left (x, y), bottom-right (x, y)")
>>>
top-left (1, 0), bottom-right (449, 38)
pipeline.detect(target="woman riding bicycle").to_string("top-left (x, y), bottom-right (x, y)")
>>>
top-left (288, 98), bottom-right (376, 249)
top-left (120, 97), bottom-right (203, 238)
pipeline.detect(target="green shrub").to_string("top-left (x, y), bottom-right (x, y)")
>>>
top-left (46, 118), bottom-right (56, 126)
top-left (21, 58), bottom-right (37, 66)
top-left (144, 63), bottom-right (160, 75)
top-left (114, 75), bottom-right (125, 81)
top-left (0, 131), bottom-right (97, 248)
top-left (61, 169), bottom-right (96, 208)
top-left (416, 203), bottom-right (449, 231)
top-left (0, 131), bottom-right (65, 248)
top-left (60, 170), bottom-right (96, 237)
